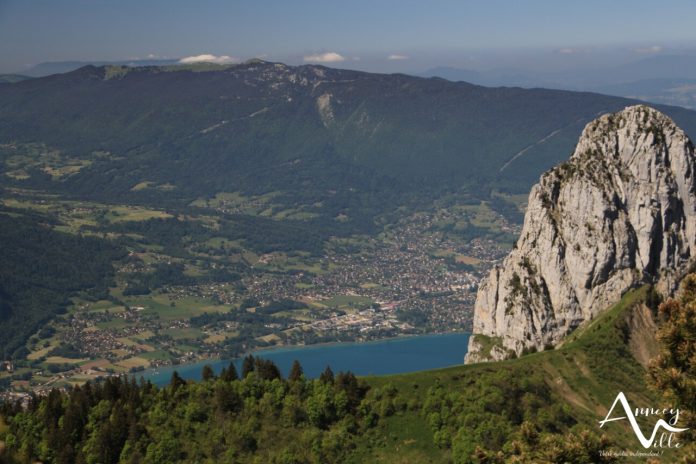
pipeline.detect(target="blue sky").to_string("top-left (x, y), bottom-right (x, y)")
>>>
top-left (1, 0), bottom-right (696, 73)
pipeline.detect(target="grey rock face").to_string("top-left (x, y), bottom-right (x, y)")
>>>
top-left (465, 105), bottom-right (696, 363)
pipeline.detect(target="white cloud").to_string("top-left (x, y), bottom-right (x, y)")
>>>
top-left (634, 45), bottom-right (663, 54)
top-left (179, 54), bottom-right (240, 65)
top-left (303, 52), bottom-right (346, 63)
top-left (387, 54), bottom-right (409, 60)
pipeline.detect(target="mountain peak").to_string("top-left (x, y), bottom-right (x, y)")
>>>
top-left (466, 105), bottom-right (696, 363)
top-left (575, 104), bottom-right (685, 156)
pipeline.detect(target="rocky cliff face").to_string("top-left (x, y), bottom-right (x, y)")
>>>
top-left (465, 105), bottom-right (696, 363)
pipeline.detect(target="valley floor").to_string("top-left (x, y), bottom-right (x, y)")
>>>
top-left (0, 184), bottom-right (519, 395)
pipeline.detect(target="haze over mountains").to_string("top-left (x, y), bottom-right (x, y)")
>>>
top-left (423, 54), bottom-right (696, 109)
top-left (11, 52), bottom-right (696, 110)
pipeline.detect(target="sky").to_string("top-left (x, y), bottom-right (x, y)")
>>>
top-left (1, 0), bottom-right (696, 74)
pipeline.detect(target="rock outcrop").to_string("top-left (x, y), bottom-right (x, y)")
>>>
top-left (465, 105), bottom-right (696, 363)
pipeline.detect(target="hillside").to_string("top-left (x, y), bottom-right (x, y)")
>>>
top-left (356, 286), bottom-right (664, 462)
top-left (0, 285), bottom-right (674, 463)
top-left (0, 211), bottom-right (125, 359)
top-left (1, 61), bottom-right (696, 223)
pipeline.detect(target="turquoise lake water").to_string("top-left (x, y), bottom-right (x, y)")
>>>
top-left (142, 332), bottom-right (470, 386)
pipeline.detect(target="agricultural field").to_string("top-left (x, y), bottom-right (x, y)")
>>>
top-left (0, 182), bottom-right (518, 391)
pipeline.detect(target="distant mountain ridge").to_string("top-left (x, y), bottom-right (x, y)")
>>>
top-left (422, 54), bottom-right (696, 88)
top-left (19, 55), bottom-right (696, 109)
top-left (20, 59), bottom-right (181, 77)
top-left (422, 54), bottom-right (696, 109)
top-left (0, 74), bottom-right (31, 84)
top-left (1, 61), bottom-right (696, 230)
top-left (466, 105), bottom-right (696, 362)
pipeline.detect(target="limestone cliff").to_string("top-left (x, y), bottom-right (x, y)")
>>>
top-left (465, 105), bottom-right (696, 363)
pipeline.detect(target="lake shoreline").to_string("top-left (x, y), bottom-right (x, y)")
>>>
top-left (141, 331), bottom-right (471, 385)
top-left (247, 329), bottom-right (470, 355)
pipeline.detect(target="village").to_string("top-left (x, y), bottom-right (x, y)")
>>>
top-left (0, 203), bottom-right (518, 399)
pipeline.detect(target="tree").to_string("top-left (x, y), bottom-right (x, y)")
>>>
top-left (319, 366), bottom-right (334, 385)
top-left (214, 383), bottom-right (241, 413)
top-left (649, 274), bottom-right (696, 415)
top-left (289, 360), bottom-right (304, 382)
top-left (649, 274), bottom-right (696, 459)
top-left (335, 371), bottom-right (365, 412)
top-left (306, 383), bottom-right (336, 428)
top-left (254, 357), bottom-right (281, 381)
top-left (220, 361), bottom-right (238, 382)
top-left (242, 355), bottom-right (255, 378)
top-left (169, 371), bottom-right (186, 390)
top-left (201, 364), bottom-right (215, 381)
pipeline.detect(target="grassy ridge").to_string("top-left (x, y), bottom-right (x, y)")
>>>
top-left (349, 286), bottom-right (664, 462)
top-left (0, 286), bottom-right (670, 463)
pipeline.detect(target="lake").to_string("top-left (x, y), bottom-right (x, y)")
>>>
top-left (142, 332), bottom-right (470, 386)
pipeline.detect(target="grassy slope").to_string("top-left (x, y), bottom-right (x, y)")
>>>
top-left (350, 286), bottom-right (664, 462)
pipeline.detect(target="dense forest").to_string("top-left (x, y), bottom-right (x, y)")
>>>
top-left (0, 211), bottom-right (124, 358)
top-left (4, 277), bottom-right (696, 463)
top-left (0, 356), bottom-right (609, 464)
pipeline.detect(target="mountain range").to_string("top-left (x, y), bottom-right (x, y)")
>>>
top-left (2, 60), bottom-right (696, 228)
top-left (17, 59), bottom-right (181, 77)
top-left (15, 53), bottom-right (696, 111)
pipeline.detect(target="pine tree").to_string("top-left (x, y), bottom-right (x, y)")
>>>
top-left (254, 358), bottom-right (281, 381)
top-left (201, 364), bottom-right (215, 381)
top-left (319, 365), bottom-right (335, 384)
top-left (289, 360), bottom-right (304, 382)
top-left (215, 383), bottom-right (241, 413)
top-left (220, 361), bottom-right (239, 382)
top-left (170, 371), bottom-right (186, 390)
top-left (242, 355), bottom-right (255, 378)
top-left (335, 371), bottom-right (364, 411)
